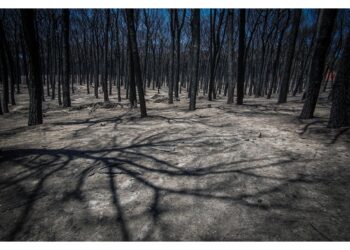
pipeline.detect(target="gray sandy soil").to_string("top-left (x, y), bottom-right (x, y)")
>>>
top-left (0, 85), bottom-right (350, 241)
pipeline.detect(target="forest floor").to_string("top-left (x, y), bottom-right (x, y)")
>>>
top-left (0, 84), bottom-right (350, 241)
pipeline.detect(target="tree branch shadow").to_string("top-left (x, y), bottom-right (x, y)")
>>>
top-left (0, 129), bottom-right (347, 240)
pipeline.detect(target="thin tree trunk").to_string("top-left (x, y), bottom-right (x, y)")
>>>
top-left (189, 10), bottom-right (200, 111)
top-left (102, 9), bottom-right (110, 102)
top-left (237, 9), bottom-right (246, 105)
top-left (278, 9), bottom-right (301, 103)
top-left (62, 9), bottom-right (71, 107)
top-left (227, 9), bottom-right (235, 104)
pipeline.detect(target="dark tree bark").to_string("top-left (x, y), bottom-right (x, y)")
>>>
top-left (226, 9), bottom-right (235, 104)
top-left (300, 10), bottom-right (337, 119)
top-left (50, 11), bottom-right (57, 100)
top-left (255, 10), bottom-right (270, 97)
top-left (0, 18), bottom-right (9, 113)
top-left (292, 15), bottom-right (318, 97)
top-left (102, 9), bottom-right (110, 102)
top-left (189, 9), bottom-right (200, 111)
top-left (267, 10), bottom-right (290, 99)
top-left (174, 10), bottom-right (186, 100)
top-left (127, 33), bottom-right (137, 107)
top-left (92, 11), bottom-right (99, 99)
top-left (58, 31), bottom-right (62, 106)
top-left (327, 30), bottom-right (350, 128)
top-left (0, 65), bottom-right (2, 114)
top-left (208, 9), bottom-right (226, 101)
top-left (125, 9), bottom-right (147, 117)
top-left (62, 9), bottom-right (71, 107)
top-left (21, 9), bottom-right (43, 126)
top-left (143, 10), bottom-right (150, 91)
top-left (46, 23), bottom-right (51, 98)
top-left (20, 32), bottom-right (29, 87)
top-left (82, 28), bottom-right (90, 95)
top-left (0, 91), bottom-right (2, 115)
top-left (277, 9), bottom-right (301, 103)
top-left (115, 11), bottom-right (122, 102)
top-left (0, 17), bottom-right (16, 106)
top-left (7, 43), bottom-right (16, 106)
top-left (14, 22), bottom-right (21, 94)
top-left (169, 10), bottom-right (176, 104)
top-left (236, 9), bottom-right (246, 105)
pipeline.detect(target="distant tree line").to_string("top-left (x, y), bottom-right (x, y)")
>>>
top-left (0, 9), bottom-right (349, 128)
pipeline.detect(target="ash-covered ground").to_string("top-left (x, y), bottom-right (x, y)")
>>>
top-left (1, 85), bottom-right (350, 240)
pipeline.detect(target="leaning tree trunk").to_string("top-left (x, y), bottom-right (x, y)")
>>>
top-left (278, 9), bottom-right (301, 104)
top-left (62, 9), bottom-right (71, 107)
top-left (21, 9), bottom-right (43, 125)
top-left (300, 10), bottom-right (337, 119)
top-left (327, 30), bottom-right (350, 128)
top-left (189, 9), bottom-right (200, 111)
top-left (125, 9), bottom-right (147, 117)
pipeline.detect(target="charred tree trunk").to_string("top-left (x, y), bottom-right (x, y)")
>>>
top-left (102, 9), bottom-right (110, 102)
top-left (62, 9), bottom-right (71, 107)
top-left (174, 10), bottom-right (186, 100)
top-left (300, 10), bottom-right (337, 119)
top-left (169, 10), bottom-right (176, 104)
top-left (0, 18), bottom-right (16, 106)
top-left (0, 91), bottom-right (2, 115)
top-left (0, 18), bottom-right (9, 113)
top-left (21, 9), bottom-right (43, 125)
top-left (327, 30), bottom-right (350, 128)
top-left (236, 9), bottom-right (246, 105)
top-left (115, 12), bottom-right (122, 102)
top-left (189, 10), bottom-right (200, 111)
top-left (127, 39), bottom-right (137, 107)
top-left (125, 9), bottom-right (147, 117)
top-left (226, 9), bottom-right (235, 104)
top-left (278, 9), bottom-right (301, 103)
top-left (267, 11), bottom-right (290, 99)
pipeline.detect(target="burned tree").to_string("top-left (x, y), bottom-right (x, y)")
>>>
top-left (62, 9), bottom-right (71, 107)
top-left (102, 9), bottom-right (110, 103)
top-left (226, 9), bottom-right (235, 104)
top-left (125, 9), bottom-right (147, 117)
top-left (208, 9), bottom-right (226, 101)
top-left (236, 9), bottom-right (246, 105)
top-left (278, 9), bottom-right (301, 104)
top-left (0, 17), bottom-right (9, 113)
top-left (21, 9), bottom-right (43, 125)
top-left (189, 9), bottom-right (200, 111)
top-left (168, 10), bottom-right (185, 103)
top-left (300, 9), bottom-right (337, 119)
top-left (328, 30), bottom-right (350, 128)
